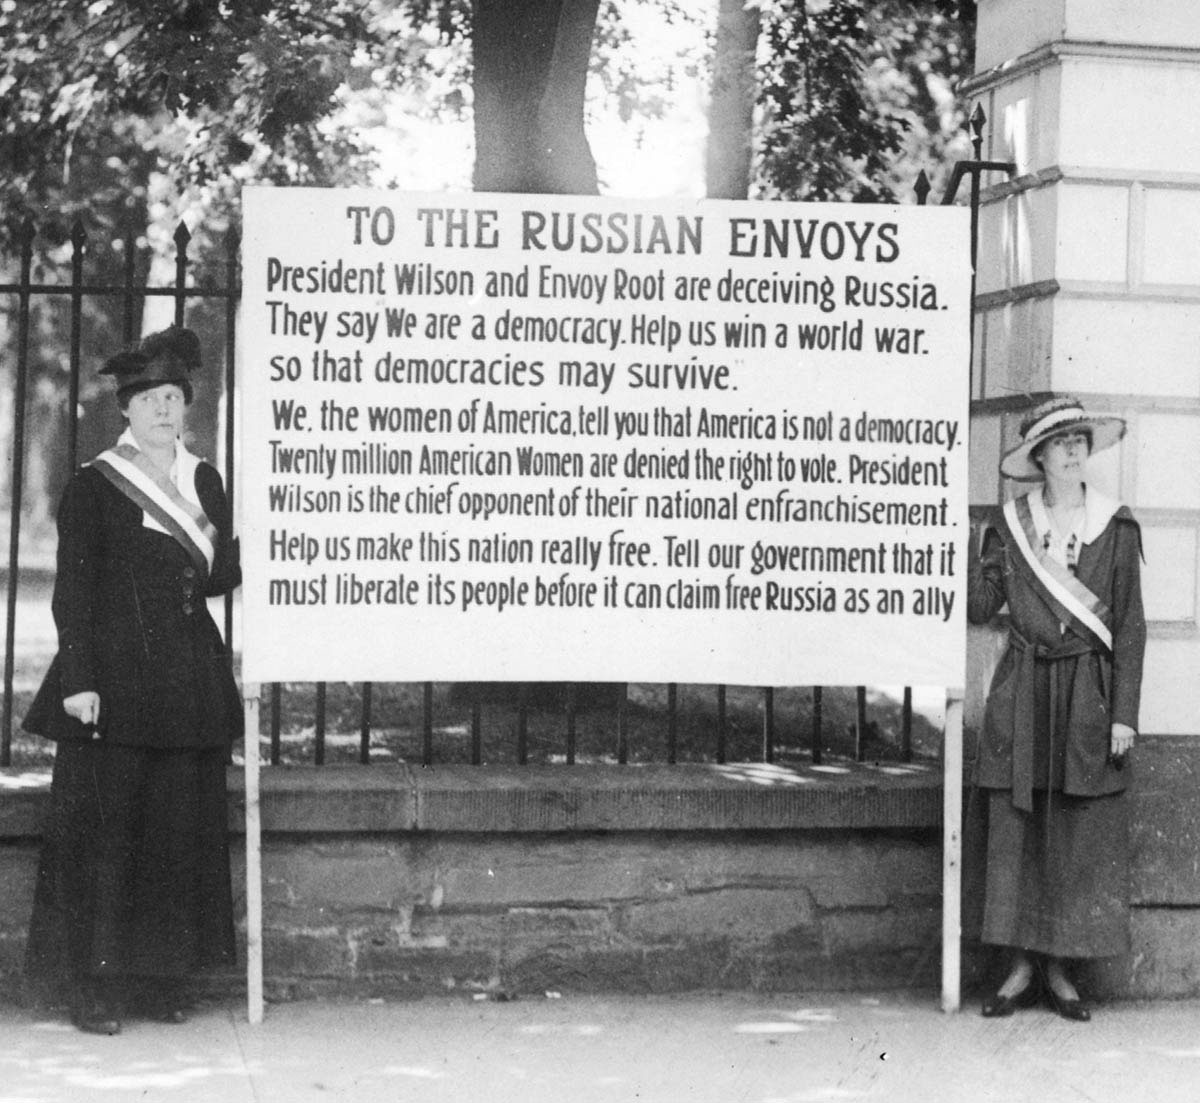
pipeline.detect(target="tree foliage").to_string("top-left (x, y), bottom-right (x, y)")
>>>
top-left (757, 0), bottom-right (903, 201)
top-left (754, 0), bottom-right (975, 203)
top-left (0, 0), bottom-right (398, 252)
top-left (862, 0), bottom-right (976, 200)
top-left (1, 0), bottom-right (977, 519)
top-left (1, 1), bottom-right (977, 231)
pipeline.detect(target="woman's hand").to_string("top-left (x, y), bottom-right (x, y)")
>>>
top-left (63, 691), bottom-right (101, 735)
top-left (1110, 722), bottom-right (1136, 761)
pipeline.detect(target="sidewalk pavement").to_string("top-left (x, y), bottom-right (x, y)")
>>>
top-left (2, 990), bottom-right (1197, 1103)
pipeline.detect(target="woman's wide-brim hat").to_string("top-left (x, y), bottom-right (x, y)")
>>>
top-left (1000, 396), bottom-right (1126, 481)
top-left (100, 325), bottom-right (200, 403)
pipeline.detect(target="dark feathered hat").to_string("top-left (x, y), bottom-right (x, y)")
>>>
top-left (100, 325), bottom-right (200, 404)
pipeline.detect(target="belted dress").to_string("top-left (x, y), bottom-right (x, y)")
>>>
top-left (967, 486), bottom-right (1145, 958)
top-left (23, 430), bottom-right (242, 997)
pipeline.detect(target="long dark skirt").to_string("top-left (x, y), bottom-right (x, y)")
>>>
top-left (966, 787), bottom-right (1130, 960)
top-left (25, 740), bottom-right (235, 1000)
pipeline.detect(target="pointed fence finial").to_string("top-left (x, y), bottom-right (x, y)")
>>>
top-left (970, 103), bottom-right (986, 159)
top-left (914, 170), bottom-right (931, 206)
top-left (70, 217), bottom-right (88, 249)
top-left (173, 221), bottom-right (192, 326)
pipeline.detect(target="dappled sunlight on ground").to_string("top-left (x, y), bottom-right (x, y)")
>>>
top-left (0, 769), bottom-right (51, 789)
top-left (734, 1005), bottom-right (840, 1034)
top-left (713, 763), bottom-right (822, 785)
top-left (373, 1064), bottom-right (448, 1079)
top-left (518, 1022), bottom-right (605, 1037)
top-left (760, 1091), bottom-right (871, 1102)
top-left (5, 994), bottom-right (1200, 1103)
top-left (733, 1020), bottom-right (810, 1034)
top-left (5, 1016), bottom-right (257, 1099)
top-left (704, 759), bottom-right (938, 787)
top-left (784, 1008), bottom-right (841, 1022)
top-left (868, 763), bottom-right (931, 777)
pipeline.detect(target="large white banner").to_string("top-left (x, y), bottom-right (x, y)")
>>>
top-left (239, 188), bottom-right (971, 685)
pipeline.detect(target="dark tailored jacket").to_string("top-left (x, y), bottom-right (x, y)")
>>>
top-left (967, 501), bottom-right (1145, 800)
top-left (24, 460), bottom-right (244, 748)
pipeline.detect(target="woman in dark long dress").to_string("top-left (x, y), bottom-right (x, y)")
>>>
top-left (968, 396), bottom-right (1145, 1022)
top-left (24, 326), bottom-right (242, 1034)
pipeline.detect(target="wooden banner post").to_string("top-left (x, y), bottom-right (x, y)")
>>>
top-left (243, 682), bottom-right (264, 1024)
top-left (941, 687), bottom-right (965, 1012)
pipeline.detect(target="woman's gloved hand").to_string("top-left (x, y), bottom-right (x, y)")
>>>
top-left (63, 691), bottom-right (101, 737)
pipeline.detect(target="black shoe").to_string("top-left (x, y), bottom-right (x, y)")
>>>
top-left (70, 992), bottom-right (121, 1036)
top-left (980, 976), bottom-right (1040, 1018)
top-left (1037, 960), bottom-right (1092, 1022)
top-left (1044, 983), bottom-right (1092, 1022)
top-left (140, 982), bottom-right (189, 1024)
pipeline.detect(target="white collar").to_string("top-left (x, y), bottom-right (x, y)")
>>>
top-left (1027, 484), bottom-right (1121, 546)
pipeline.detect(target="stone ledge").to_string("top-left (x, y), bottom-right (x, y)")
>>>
top-left (231, 764), bottom-right (418, 833)
top-left (410, 762), bottom-right (941, 833)
top-left (6, 735), bottom-right (1199, 875)
top-left (0, 759), bottom-right (942, 838)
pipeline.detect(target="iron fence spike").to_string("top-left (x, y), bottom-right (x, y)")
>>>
top-left (70, 217), bottom-right (88, 247)
top-left (174, 221), bottom-right (192, 247)
top-left (914, 170), bottom-right (931, 205)
top-left (970, 102), bottom-right (987, 133)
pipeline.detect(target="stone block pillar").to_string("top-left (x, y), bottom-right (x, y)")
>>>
top-left (965, 1), bottom-right (1200, 739)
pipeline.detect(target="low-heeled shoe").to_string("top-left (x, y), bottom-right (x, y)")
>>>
top-left (140, 988), bottom-right (189, 1024)
top-left (980, 979), bottom-right (1040, 1018)
top-left (70, 998), bottom-right (121, 1036)
top-left (1045, 985), bottom-right (1092, 1022)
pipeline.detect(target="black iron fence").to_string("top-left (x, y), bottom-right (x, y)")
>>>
top-left (0, 217), bottom-right (921, 771)
top-left (3, 108), bottom-right (1017, 771)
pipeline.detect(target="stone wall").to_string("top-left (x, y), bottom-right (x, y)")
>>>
top-left (254, 829), bottom-right (942, 999)
top-left (4, 749), bottom-right (1200, 1002)
top-left (1, 762), bottom-right (947, 1001)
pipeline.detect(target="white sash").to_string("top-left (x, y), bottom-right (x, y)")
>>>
top-left (91, 438), bottom-right (216, 575)
top-left (1002, 493), bottom-right (1113, 652)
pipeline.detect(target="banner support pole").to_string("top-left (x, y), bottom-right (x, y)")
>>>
top-left (243, 682), bottom-right (264, 1024)
top-left (941, 687), bottom-right (965, 1012)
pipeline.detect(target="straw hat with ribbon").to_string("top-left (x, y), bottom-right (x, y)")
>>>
top-left (1000, 396), bottom-right (1126, 481)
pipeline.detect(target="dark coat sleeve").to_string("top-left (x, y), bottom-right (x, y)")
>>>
top-left (51, 471), bottom-right (105, 699)
top-left (967, 512), bottom-right (1007, 626)
top-left (1108, 511), bottom-right (1146, 732)
top-left (195, 462), bottom-right (241, 597)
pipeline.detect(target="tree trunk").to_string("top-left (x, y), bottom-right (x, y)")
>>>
top-left (705, 0), bottom-right (760, 200)
top-left (472, 0), bottom-right (601, 194)
top-left (470, 0), bottom-right (615, 711)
